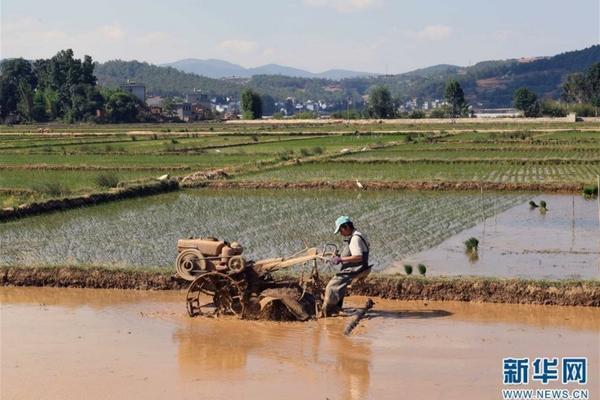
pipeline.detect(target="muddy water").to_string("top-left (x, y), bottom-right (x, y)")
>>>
top-left (1, 287), bottom-right (598, 400)
top-left (394, 194), bottom-right (600, 279)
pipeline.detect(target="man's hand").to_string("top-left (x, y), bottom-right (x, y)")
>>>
top-left (330, 256), bottom-right (342, 265)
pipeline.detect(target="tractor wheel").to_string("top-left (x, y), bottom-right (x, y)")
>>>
top-left (186, 272), bottom-right (245, 318)
top-left (227, 256), bottom-right (247, 274)
top-left (176, 249), bottom-right (207, 281)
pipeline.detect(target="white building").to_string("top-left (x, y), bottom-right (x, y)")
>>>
top-left (120, 81), bottom-right (146, 101)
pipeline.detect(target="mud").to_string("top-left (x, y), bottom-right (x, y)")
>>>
top-left (1, 286), bottom-right (598, 400)
top-left (2, 266), bottom-right (599, 306)
top-left (201, 180), bottom-right (584, 193)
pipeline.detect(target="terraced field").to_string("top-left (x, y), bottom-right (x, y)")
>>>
top-left (236, 128), bottom-right (600, 185)
top-left (1, 121), bottom-right (599, 209)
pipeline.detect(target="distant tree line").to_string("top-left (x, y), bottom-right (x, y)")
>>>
top-left (353, 79), bottom-right (470, 120)
top-left (0, 49), bottom-right (152, 123)
top-left (360, 62), bottom-right (600, 120)
top-left (514, 62), bottom-right (600, 117)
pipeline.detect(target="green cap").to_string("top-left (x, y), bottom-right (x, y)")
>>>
top-left (333, 215), bottom-right (352, 234)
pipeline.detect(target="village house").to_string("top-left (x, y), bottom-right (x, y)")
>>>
top-left (120, 81), bottom-right (146, 101)
top-left (175, 103), bottom-right (192, 122)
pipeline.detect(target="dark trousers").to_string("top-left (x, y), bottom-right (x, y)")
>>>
top-left (323, 265), bottom-right (364, 316)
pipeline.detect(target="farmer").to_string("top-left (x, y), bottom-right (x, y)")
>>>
top-left (323, 216), bottom-right (371, 317)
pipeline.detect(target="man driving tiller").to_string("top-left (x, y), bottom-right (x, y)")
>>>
top-left (323, 216), bottom-right (371, 317)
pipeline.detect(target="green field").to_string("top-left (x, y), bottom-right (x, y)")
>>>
top-left (1, 121), bottom-right (599, 208)
top-left (0, 189), bottom-right (530, 269)
top-left (0, 153), bottom-right (272, 168)
top-left (237, 160), bottom-right (600, 183)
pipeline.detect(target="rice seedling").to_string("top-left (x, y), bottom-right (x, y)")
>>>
top-left (404, 264), bottom-right (413, 275)
top-left (0, 190), bottom-right (529, 269)
top-left (464, 237), bottom-right (479, 252)
top-left (583, 185), bottom-right (598, 198)
top-left (417, 264), bottom-right (427, 275)
top-left (529, 201), bottom-right (539, 208)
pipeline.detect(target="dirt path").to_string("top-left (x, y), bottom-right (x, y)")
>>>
top-left (1, 287), bottom-right (598, 400)
top-left (2, 126), bottom-right (599, 137)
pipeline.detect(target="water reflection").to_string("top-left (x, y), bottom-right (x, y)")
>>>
top-left (174, 317), bottom-right (372, 400)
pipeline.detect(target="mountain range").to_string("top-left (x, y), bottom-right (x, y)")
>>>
top-left (162, 58), bottom-right (376, 80)
top-left (94, 45), bottom-right (600, 108)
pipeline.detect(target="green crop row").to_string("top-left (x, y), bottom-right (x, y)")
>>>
top-left (236, 160), bottom-right (600, 184)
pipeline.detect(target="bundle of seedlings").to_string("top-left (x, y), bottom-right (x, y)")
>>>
top-left (583, 185), bottom-right (598, 198)
top-left (464, 237), bottom-right (479, 263)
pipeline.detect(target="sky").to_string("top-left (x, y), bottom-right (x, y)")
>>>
top-left (1, 0), bottom-right (599, 74)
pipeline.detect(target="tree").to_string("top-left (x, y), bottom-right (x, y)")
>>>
top-left (445, 79), bottom-right (467, 118)
top-left (513, 88), bottom-right (540, 117)
top-left (261, 94), bottom-right (276, 116)
top-left (68, 83), bottom-right (103, 121)
top-left (561, 73), bottom-right (588, 103)
top-left (368, 85), bottom-right (394, 118)
top-left (240, 88), bottom-right (263, 119)
top-left (32, 90), bottom-right (48, 121)
top-left (586, 63), bottom-right (600, 114)
top-left (0, 58), bottom-right (36, 119)
top-left (162, 97), bottom-right (176, 118)
top-left (105, 90), bottom-right (143, 123)
top-left (16, 80), bottom-right (34, 121)
top-left (0, 49), bottom-right (104, 122)
top-left (81, 55), bottom-right (96, 85)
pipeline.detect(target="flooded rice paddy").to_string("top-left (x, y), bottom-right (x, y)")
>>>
top-left (394, 194), bottom-right (600, 279)
top-left (1, 286), bottom-right (598, 400)
top-left (0, 189), bottom-right (529, 271)
top-left (0, 189), bottom-right (598, 279)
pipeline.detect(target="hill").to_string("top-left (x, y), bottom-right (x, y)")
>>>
top-left (94, 60), bottom-right (241, 97)
top-left (95, 45), bottom-right (600, 107)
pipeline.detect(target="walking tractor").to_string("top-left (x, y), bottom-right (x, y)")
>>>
top-left (175, 237), bottom-right (341, 321)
